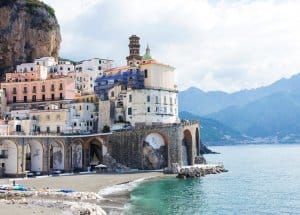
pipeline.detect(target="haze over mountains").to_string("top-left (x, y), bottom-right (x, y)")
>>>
top-left (179, 73), bottom-right (300, 145)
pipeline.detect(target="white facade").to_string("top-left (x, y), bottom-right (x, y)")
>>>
top-left (48, 61), bottom-right (75, 76)
top-left (140, 62), bottom-right (176, 91)
top-left (69, 102), bottom-right (97, 134)
top-left (125, 89), bottom-right (179, 126)
top-left (75, 58), bottom-right (113, 94)
top-left (34, 57), bottom-right (57, 67)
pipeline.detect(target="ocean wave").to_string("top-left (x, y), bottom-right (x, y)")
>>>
top-left (97, 177), bottom-right (148, 197)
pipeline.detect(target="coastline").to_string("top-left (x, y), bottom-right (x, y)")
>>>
top-left (0, 172), bottom-right (165, 215)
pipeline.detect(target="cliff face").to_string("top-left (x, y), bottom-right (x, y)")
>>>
top-left (0, 0), bottom-right (61, 76)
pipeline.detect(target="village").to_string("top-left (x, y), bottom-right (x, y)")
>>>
top-left (0, 35), bottom-right (202, 177)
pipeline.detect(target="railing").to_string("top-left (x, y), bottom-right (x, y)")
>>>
top-left (9, 97), bottom-right (67, 104)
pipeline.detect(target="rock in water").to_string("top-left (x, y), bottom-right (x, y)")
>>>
top-left (0, 0), bottom-right (61, 76)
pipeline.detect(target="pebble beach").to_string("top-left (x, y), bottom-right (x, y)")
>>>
top-left (0, 172), bottom-right (164, 215)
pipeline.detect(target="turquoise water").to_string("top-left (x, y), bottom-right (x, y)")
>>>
top-left (125, 144), bottom-right (300, 215)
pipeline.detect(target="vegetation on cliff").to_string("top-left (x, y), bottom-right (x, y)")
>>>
top-left (25, 0), bottom-right (55, 18)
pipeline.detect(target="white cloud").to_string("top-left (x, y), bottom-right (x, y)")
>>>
top-left (44, 0), bottom-right (300, 92)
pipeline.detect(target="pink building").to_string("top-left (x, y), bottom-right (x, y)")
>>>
top-left (1, 67), bottom-right (75, 104)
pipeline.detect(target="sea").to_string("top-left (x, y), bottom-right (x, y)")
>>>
top-left (123, 144), bottom-right (300, 215)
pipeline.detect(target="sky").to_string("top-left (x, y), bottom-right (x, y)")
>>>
top-left (43, 0), bottom-right (300, 93)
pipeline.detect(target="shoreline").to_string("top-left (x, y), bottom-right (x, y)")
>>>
top-left (0, 172), bottom-right (165, 215)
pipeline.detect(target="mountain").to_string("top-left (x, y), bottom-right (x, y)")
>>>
top-left (208, 92), bottom-right (300, 141)
top-left (179, 111), bottom-right (248, 145)
top-left (179, 73), bottom-right (300, 116)
top-left (0, 0), bottom-right (61, 76)
top-left (179, 73), bottom-right (300, 143)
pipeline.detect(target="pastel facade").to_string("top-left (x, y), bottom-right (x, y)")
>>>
top-left (0, 89), bottom-right (7, 117)
top-left (1, 70), bottom-right (75, 104)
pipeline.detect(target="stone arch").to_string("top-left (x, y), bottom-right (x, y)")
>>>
top-left (182, 129), bottom-right (193, 166)
top-left (143, 132), bottom-right (169, 170)
top-left (86, 138), bottom-right (107, 168)
top-left (71, 140), bottom-right (83, 170)
top-left (49, 140), bottom-right (65, 170)
top-left (0, 140), bottom-right (18, 175)
top-left (25, 140), bottom-right (43, 172)
top-left (196, 128), bottom-right (200, 156)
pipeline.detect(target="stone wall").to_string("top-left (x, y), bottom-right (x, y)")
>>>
top-left (0, 121), bottom-right (201, 177)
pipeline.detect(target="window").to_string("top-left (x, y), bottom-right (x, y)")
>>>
top-left (155, 96), bottom-right (159, 104)
top-left (79, 105), bottom-right (82, 110)
top-left (32, 86), bottom-right (36, 93)
top-left (87, 105), bottom-right (89, 110)
top-left (111, 91), bottom-right (114, 97)
top-left (59, 83), bottom-right (63, 90)
top-left (155, 106), bottom-right (159, 112)
top-left (16, 125), bottom-right (21, 132)
top-left (74, 122), bottom-right (77, 127)
top-left (164, 96), bottom-right (167, 104)
top-left (128, 107), bottom-right (132, 115)
top-left (23, 87), bottom-right (27, 93)
top-left (90, 77), bottom-right (93, 81)
top-left (51, 84), bottom-right (55, 91)
top-left (13, 87), bottom-right (17, 94)
top-left (87, 98), bottom-right (90, 102)
top-left (42, 94), bottom-right (45, 101)
top-left (13, 96), bottom-right (16, 103)
top-left (57, 126), bottom-right (60, 133)
top-left (24, 96), bottom-right (27, 103)
top-left (164, 107), bottom-right (167, 113)
top-left (91, 114), bottom-right (93, 119)
top-left (60, 93), bottom-right (63, 100)
top-left (129, 95), bottom-right (132, 102)
top-left (98, 66), bottom-right (101, 70)
top-left (144, 69), bottom-right (148, 78)
top-left (91, 97), bottom-right (94, 102)
top-left (42, 85), bottom-right (45, 92)
top-left (46, 127), bottom-right (50, 133)
top-left (51, 94), bottom-right (55, 100)
top-left (147, 95), bottom-right (150, 102)
top-left (147, 107), bottom-right (150, 113)
top-left (32, 95), bottom-right (36, 102)
top-left (170, 97), bottom-right (173, 105)
top-left (47, 115), bottom-right (50, 120)
top-left (30, 67), bottom-right (33, 71)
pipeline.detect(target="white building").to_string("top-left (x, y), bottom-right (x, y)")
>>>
top-left (75, 58), bottom-right (113, 94)
top-left (97, 36), bottom-right (180, 131)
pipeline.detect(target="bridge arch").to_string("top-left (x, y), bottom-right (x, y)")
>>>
top-left (0, 140), bottom-right (18, 175)
top-left (182, 129), bottom-right (193, 166)
top-left (196, 127), bottom-right (200, 156)
top-left (86, 137), bottom-right (107, 167)
top-left (25, 140), bottom-right (44, 172)
top-left (49, 140), bottom-right (65, 170)
top-left (143, 132), bottom-right (169, 170)
top-left (71, 139), bottom-right (83, 170)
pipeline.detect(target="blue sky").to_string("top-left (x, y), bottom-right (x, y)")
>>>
top-left (44, 0), bottom-right (300, 92)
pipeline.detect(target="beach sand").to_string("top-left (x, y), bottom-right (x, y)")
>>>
top-left (0, 172), bottom-right (164, 215)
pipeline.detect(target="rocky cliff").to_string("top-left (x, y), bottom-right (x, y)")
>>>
top-left (0, 0), bottom-right (61, 77)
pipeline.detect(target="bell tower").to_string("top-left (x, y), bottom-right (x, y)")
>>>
top-left (126, 35), bottom-right (142, 66)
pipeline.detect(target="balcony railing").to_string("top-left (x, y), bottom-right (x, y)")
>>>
top-left (9, 97), bottom-right (66, 104)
